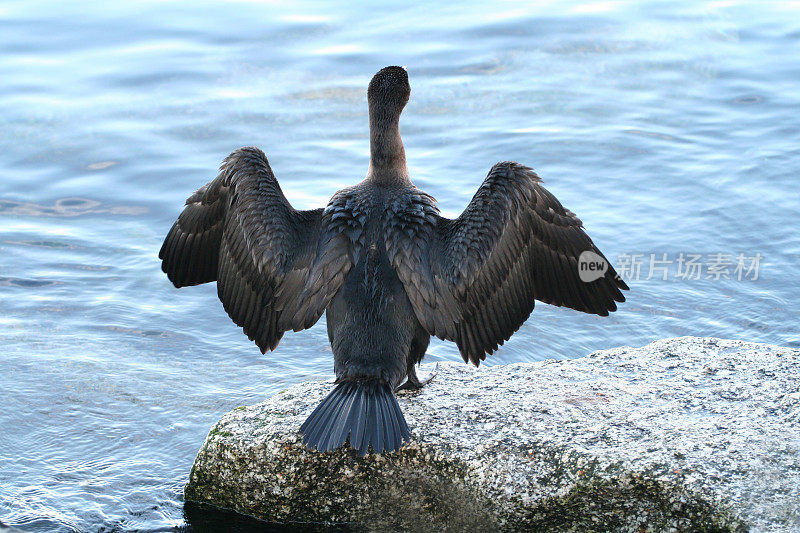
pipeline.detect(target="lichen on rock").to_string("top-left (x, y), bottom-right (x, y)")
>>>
top-left (185, 337), bottom-right (800, 532)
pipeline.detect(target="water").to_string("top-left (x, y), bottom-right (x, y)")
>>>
top-left (1, 1), bottom-right (798, 530)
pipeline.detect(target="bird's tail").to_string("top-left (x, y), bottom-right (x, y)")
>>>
top-left (300, 380), bottom-right (410, 456)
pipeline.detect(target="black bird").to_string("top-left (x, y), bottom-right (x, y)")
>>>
top-left (159, 66), bottom-right (628, 456)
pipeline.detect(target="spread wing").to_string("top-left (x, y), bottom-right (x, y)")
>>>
top-left (159, 146), bottom-right (351, 353)
top-left (387, 161), bottom-right (628, 365)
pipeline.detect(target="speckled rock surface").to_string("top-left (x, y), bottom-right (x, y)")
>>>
top-left (185, 337), bottom-right (800, 532)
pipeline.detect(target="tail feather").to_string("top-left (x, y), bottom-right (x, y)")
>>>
top-left (381, 390), bottom-right (402, 452)
top-left (304, 386), bottom-right (349, 448)
top-left (300, 381), bottom-right (410, 456)
top-left (350, 388), bottom-right (368, 452)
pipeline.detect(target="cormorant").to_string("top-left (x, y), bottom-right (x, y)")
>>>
top-left (159, 66), bottom-right (628, 456)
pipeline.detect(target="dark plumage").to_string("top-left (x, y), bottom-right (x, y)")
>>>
top-left (159, 66), bottom-right (628, 456)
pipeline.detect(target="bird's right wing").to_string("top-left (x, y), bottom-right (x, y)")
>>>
top-left (387, 162), bottom-right (627, 365)
top-left (159, 147), bottom-right (352, 353)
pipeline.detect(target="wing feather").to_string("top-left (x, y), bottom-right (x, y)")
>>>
top-left (388, 161), bottom-right (628, 365)
top-left (159, 146), bottom-right (351, 353)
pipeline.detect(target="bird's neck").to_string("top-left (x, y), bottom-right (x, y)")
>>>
top-left (367, 108), bottom-right (409, 185)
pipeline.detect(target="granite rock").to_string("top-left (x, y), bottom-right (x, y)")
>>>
top-left (185, 337), bottom-right (800, 532)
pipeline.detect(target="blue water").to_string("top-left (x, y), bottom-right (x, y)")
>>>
top-left (1, 1), bottom-right (798, 530)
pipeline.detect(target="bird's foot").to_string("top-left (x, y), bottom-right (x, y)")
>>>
top-left (395, 363), bottom-right (438, 393)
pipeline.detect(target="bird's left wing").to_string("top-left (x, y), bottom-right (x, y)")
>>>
top-left (159, 147), bottom-right (352, 353)
top-left (386, 162), bottom-right (628, 365)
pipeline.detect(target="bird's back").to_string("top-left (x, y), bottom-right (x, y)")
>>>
top-left (324, 182), bottom-right (425, 389)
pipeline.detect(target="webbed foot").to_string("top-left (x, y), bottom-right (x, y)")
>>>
top-left (395, 363), bottom-right (438, 392)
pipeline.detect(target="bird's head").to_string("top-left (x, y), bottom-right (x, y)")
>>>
top-left (368, 66), bottom-right (410, 118)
